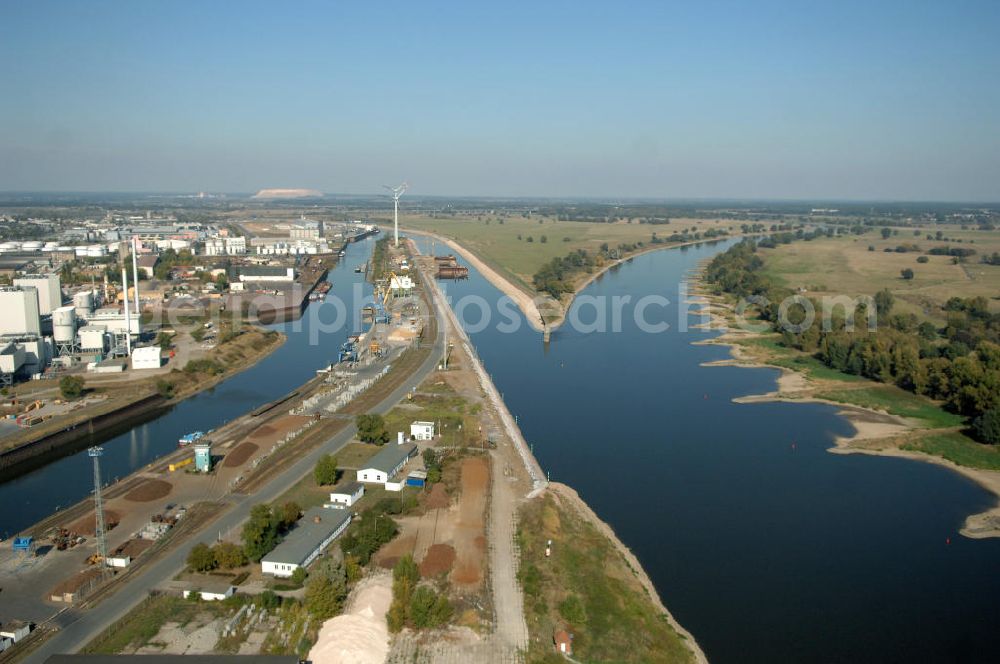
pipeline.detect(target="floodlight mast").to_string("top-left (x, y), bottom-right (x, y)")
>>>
top-left (382, 182), bottom-right (408, 247)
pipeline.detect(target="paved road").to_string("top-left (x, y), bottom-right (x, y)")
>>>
top-left (24, 293), bottom-right (446, 664)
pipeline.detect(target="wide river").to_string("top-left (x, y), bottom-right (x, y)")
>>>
top-left (416, 236), bottom-right (1000, 663)
top-left (0, 237), bottom-right (376, 537)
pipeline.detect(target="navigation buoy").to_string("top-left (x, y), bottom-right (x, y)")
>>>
top-left (946, 538), bottom-right (951, 545)
top-left (703, 394), bottom-right (708, 400)
top-left (791, 442), bottom-right (796, 450)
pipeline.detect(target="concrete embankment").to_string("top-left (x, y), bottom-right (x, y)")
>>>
top-left (0, 394), bottom-right (168, 475)
top-left (409, 239), bottom-right (546, 491)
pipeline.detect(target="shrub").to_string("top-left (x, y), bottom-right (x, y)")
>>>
top-left (972, 409), bottom-right (1000, 445)
top-left (59, 375), bottom-right (85, 399)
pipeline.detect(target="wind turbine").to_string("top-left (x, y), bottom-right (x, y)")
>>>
top-left (382, 182), bottom-right (408, 247)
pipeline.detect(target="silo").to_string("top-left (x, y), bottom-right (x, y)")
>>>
top-left (73, 290), bottom-right (95, 316)
top-left (52, 306), bottom-right (77, 354)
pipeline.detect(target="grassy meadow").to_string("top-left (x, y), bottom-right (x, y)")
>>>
top-left (400, 212), bottom-right (740, 291)
top-left (758, 229), bottom-right (1000, 320)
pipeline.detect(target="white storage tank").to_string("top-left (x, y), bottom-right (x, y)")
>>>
top-left (85, 246), bottom-right (107, 258)
top-left (52, 305), bottom-right (77, 344)
top-left (73, 290), bottom-right (95, 316)
top-left (74, 246), bottom-right (88, 257)
top-left (21, 241), bottom-right (43, 251)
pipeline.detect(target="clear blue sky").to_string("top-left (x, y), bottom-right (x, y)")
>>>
top-left (1, 0), bottom-right (998, 200)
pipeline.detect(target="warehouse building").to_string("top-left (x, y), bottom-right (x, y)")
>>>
top-left (233, 266), bottom-right (295, 283)
top-left (261, 507), bottom-right (351, 578)
top-left (356, 442), bottom-right (417, 485)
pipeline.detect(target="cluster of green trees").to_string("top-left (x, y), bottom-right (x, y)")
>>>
top-left (422, 448), bottom-right (443, 484)
top-left (154, 248), bottom-right (196, 280)
top-left (241, 501), bottom-right (302, 562)
top-left (303, 553), bottom-right (349, 620)
top-left (187, 541), bottom-right (248, 572)
top-left (532, 249), bottom-right (599, 298)
top-left (386, 554), bottom-right (453, 632)
top-left (339, 499), bottom-right (401, 565)
top-left (356, 413), bottom-right (390, 445)
top-left (706, 240), bottom-right (1000, 443)
top-left (314, 453), bottom-right (339, 485)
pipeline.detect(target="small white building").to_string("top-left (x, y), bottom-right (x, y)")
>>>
top-left (0, 621), bottom-right (30, 644)
top-left (329, 481), bottom-right (364, 508)
top-left (410, 421), bottom-right (435, 441)
top-left (182, 582), bottom-right (236, 602)
top-left (356, 443), bottom-right (417, 485)
top-left (389, 274), bottom-right (414, 294)
top-left (131, 345), bottom-right (162, 370)
top-left (261, 507), bottom-right (352, 578)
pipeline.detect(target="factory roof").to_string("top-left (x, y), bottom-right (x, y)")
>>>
top-left (263, 507), bottom-right (351, 567)
top-left (136, 255), bottom-right (159, 268)
top-left (234, 265), bottom-right (294, 278)
top-left (361, 443), bottom-right (417, 475)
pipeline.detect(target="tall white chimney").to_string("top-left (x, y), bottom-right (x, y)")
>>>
top-left (121, 261), bottom-right (132, 355)
top-left (131, 236), bottom-right (141, 317)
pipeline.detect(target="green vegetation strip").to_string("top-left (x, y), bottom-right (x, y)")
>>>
top-left (519, 494), bottom-right (693, 664)
top-left (815, 387), bottom-right (965, 428)
top-left (902, 433), bottom-right (1000, 471)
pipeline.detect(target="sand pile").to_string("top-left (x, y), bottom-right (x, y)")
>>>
top-left (309, 574), bottom-right (392, 664)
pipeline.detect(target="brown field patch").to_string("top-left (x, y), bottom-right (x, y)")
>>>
top-left (247, 414), bottom-right (312, 446)
top-left (224, 442), bottom-right (258, 467)
top-left (116, 538), bottom-right (154, 558)
top-left (375, 533), bottom-right (417, 569)
top-left (425, 483), bottom-right (450, 510)
top-left (66, 509), bottom-right (120, 536)
top-left (124, 479), bottom-right (173, 502)
top-left (50, 568), bottom-right (103, 596)
top-left (419, 543), bottom-right (456, 577)
top-left (449, 456), bottom-right (488, 589)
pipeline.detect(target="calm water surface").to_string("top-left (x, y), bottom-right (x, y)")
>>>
top-left (417, 236), bottom-right (1000, 663)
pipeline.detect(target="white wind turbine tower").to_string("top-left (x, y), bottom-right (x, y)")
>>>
top-left (383, 182), bottom-right (408, 247)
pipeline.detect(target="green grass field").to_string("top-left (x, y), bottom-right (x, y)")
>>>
top-left (815, 386), bottom-right (965, 428)
top-left (902, 432), bottom-right (1000, 471)
top-left (400, 213), bottom-right (740, 291)
top-left (758, 231), bottom-right (1000, 318)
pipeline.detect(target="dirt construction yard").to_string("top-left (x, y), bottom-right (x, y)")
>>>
top-left (376, 456), bottom-right (489, 592)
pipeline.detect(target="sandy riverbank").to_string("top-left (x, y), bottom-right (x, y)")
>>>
top-left (404, 229), bottom-right (549, 333)
top-left (547, 482), bottom-right (709, 664)
top-left (689, 272), bottom-right (1000, 540)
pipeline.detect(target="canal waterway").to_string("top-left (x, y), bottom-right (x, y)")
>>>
top-left (0, 237), bottom-right (376, 537)
top-left (415, 236), bottom-right (1000, 663)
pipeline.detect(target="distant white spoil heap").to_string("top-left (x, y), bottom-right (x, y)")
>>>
top-left (252, 188), bottom-right (323, 199)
